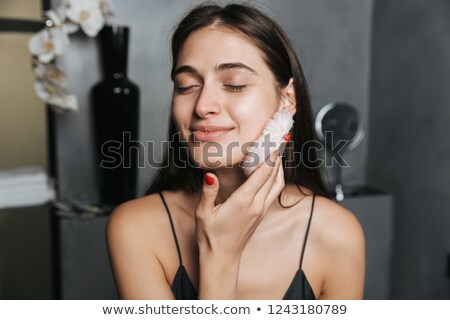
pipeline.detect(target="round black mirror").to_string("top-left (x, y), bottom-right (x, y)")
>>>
top-left (315, 102), bottom-right (365, 201)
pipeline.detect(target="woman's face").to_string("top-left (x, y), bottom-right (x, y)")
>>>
top-left (171, 26), bottom-right (286, 169)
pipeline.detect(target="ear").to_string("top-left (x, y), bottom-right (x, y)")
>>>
top-left (279, 77), bottom-right (297, 116)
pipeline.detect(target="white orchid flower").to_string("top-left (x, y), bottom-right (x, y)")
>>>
top-left (34, 78), bottom-right (65, 102)
top-left (48, 93), bottom-right (79, 112)
top-left (62, 22), bottom-right (80, 35)
top-left (33, 62), bottom-right (67, 87)
top-left (28, 28), bottom-right (70, 63)
top-left (29, 0), bottom-right (115, 112)
top-left (34, 79), bottom-right (78, 111)
top-left (45, 7), bottom-right (80, 34)
top-left (66, 0), bottom-right (105, 37)
top-left (45, 9), bottom-right (63, 26)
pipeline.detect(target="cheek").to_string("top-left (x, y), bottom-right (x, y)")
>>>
top-left (230, 91), bottom-right (277, 143)
top-left (171, 104), bottom-right (190, 137)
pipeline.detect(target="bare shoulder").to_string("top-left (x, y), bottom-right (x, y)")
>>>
top-left (106, 194), bottom-right (173, 252)
top-left (310, 193), bottom-right (366, 299)
top-left (105, 192), bottom-right (177, 299)
top-left (283, 184), bottom-right (364, 256)
top-left (106, 192), bottom-right (166, 243)
top-left (312, 195), bottom-right (365, 249)
top-left (107, 190), bottom-right (196, 245)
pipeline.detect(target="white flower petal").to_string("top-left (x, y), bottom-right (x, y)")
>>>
top-left (55, 3), bottom-right (68, 20)
top-left (45, 10), bottom-right (62, 26)
top-left (48, 93), bottom-right (78, 111)
top-left (65, 7), bottom-right (78, 23)
top-left (66, 0), bottom-right (82, 12)
top-left (50, 28), bottom-right (70, 56)
top-left (65, 94), bottom-right (79, 111)
top-left (34, 80), bottom-right (50, 101)
top-left (62, 22), bottom-right (79, 34)
top-left (29, 28), bottom-right (65, 62)
top-left (33, 64), bottom-right (45, 77)
top-left (28, 29), bottom-right (49, 55)
top-left (38, 52), bottom-right (55, 63)
top-left (67, 0), bottom-right (90, 10)
top-left (33, 63), bottom-right (67, 86)
top-left (66, 0), bottom-right (98, 23)
top-left (80, 9), bottom-right (104, 37)
top-left (65, 0), bottom-right (84, 23)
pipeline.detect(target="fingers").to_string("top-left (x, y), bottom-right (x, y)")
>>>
top-left (252, 153), bottom-right (281, 207)
top-left (235, 149), bottom-right (280, 199)
top-left (197, 172), bottom-right (220, 215)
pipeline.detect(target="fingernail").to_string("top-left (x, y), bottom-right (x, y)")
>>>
top-left (284, 133), bottom-right (292, 142)
top-left (204, 173), bottom-right (214, 186)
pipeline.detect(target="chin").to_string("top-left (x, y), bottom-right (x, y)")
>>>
top-left (188, 152), bottom-right (245, 170)
top-left (188, 140), bottom-right (241, 160)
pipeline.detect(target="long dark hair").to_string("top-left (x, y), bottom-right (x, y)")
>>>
top-left (146, 2), bottom-right (330, 204)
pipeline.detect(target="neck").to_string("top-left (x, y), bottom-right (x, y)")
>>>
top-left (188, 166), bottom-right (289, 213)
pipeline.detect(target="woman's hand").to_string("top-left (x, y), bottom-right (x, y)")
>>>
top-left (195, 150), bottom-right (285, 260)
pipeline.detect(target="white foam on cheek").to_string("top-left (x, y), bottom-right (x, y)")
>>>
top-left (240, 109), bottom-right (294, 176)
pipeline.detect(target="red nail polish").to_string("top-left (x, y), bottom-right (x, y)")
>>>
top-left (205, 173), bottom-right (214, 185)
top-left (284, 133), bottom-right (292, 142)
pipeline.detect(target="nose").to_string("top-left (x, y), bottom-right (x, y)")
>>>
top-left (194, 83), bottom-right (221, 118)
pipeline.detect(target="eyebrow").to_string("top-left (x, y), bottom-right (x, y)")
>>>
top-left (171, 62), bottom-right (258, 80)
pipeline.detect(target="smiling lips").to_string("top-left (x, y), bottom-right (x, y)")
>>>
top-left (190, 124), bottom-right (234, 142)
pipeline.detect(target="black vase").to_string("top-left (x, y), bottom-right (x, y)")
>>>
top-left (92, 25), bottom-right (140, 207)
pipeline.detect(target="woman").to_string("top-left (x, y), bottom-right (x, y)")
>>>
top-left (106, 3), bottom-right (365, 300)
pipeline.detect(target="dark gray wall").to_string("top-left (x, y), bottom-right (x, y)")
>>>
top-left (368, 0), bottom-right (450, 299)
top-left (54, 0), bottom-right (373, 202)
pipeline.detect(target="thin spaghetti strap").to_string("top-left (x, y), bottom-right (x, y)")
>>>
top-left (299, 191), bottom-right (316, 269)
top-left (159, 191), bottom-right (183, 266)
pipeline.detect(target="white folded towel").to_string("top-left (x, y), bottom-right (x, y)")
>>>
top-left (0, 166), bottom-right (47, 189)
top-left (0, 166), bottom-right (55, 209)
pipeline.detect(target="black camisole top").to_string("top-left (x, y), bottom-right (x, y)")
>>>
top-left (158, 191), bottom-right (316, 300)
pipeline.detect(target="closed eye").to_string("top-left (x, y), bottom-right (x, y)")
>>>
top-left (224, 84), bottom-right (246, 92)
top-left (175, 84), bottom-right (247, 94)
top-left (175, 85), bottom-right (199, 93)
